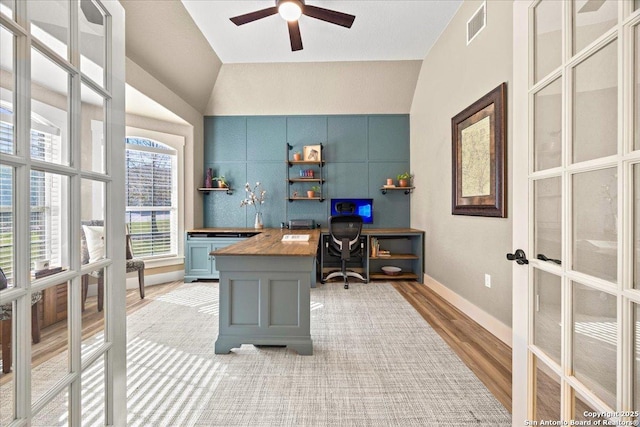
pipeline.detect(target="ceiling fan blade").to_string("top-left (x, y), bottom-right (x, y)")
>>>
top-left (230, 7), bottom-right (278, 26)
top-left (288, 20), bottom-right (303, 51)
top-left (302, 5), bottom-right (355, 28)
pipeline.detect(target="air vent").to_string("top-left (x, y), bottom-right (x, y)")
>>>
top-left (467, 2), bottom-right (486, 45)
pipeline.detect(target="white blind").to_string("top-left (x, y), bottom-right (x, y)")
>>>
top-left (0, 118), bottom-right (62, 282)
top-left (125, 138), bottom-right (177, 258)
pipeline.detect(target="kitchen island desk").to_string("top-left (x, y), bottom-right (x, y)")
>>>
top-left (212, 229), bottom-right (320, 355)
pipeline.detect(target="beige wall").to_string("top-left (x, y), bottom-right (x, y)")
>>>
top-left (410, 0), bottom-right (513, 326)
top-left (126, 58), bottom-right (203, 231)
top-left (207, 60), bottom-right (422, 115)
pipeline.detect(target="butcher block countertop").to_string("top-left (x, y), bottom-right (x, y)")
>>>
top-left (211, 228), bottom-right (320, 257)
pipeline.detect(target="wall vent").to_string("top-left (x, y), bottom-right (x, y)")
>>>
top-left (467, 2), bottom-right (486, 45)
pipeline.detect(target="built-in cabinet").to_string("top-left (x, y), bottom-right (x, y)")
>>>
top-left (286, 143), bottom-right (325, 201)
top-left (184, 231), bottom-right (258, 282)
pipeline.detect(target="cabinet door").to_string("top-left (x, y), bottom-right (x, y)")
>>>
top-left (186, 242), bottom-right (214, 276)
top-left (210, 238), bottom-right (244, 278)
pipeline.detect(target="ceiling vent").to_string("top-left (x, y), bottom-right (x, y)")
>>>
top-left (467, 2), bottom-right (486, 45)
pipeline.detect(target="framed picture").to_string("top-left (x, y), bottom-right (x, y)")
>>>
top-left (303, 144), bottom-right (322, 162)
top-left (451, 82), bottom-right (507, 218)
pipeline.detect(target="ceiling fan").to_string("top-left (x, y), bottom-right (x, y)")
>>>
top-left (229, 0), bottom-right (356, 52)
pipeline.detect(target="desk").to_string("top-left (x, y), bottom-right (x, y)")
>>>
top-left (212, 229), bottom-right (320, 355)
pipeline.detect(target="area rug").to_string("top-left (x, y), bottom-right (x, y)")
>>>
top-left (4, 282), bottom-right (511, 426)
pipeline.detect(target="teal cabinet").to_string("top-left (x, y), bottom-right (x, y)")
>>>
top-left (184, 232), bottom-right (252, 282)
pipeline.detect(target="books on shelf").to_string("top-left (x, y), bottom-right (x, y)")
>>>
top-left (370, 237), bottom-right (391, 257)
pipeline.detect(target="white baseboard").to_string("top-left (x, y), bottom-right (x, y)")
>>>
top-left (423, 273), bottom-right (512, 347)
top-left (125, 270), bottom-right (184, 290)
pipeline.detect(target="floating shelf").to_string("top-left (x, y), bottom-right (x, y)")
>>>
top-left (198, 187), bottom-right (233, 195)
top-left (380, 186), bottom-right (414, 195)
top-left (288, 178), bottom-right (325, 184)
top-left (287, 197), bottom-right (325, 202)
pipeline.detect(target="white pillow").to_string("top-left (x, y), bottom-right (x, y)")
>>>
top-left (83, 225), bottom-right (105, 263)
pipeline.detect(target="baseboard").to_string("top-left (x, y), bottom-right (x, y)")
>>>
top-left (423, 273), bottom-right (512, 347)
top-left (125, 270), bottom-right (184, 289)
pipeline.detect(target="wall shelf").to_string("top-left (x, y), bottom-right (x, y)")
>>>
top-left (287, 143), bottom-right (325, 201)
top-left (380, 186), bottom-right (414, 195)
top-left (198, 187), bottom-right (233, 195)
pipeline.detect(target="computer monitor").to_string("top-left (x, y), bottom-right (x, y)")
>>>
top-left (330, 198), bottom-right (373, 224)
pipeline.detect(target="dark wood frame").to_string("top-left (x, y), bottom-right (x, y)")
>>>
top-left (451, 82), bottom-right (507, 217)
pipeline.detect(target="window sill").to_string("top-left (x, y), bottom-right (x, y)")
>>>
top-left (139, 256), bottom-right (184, 269)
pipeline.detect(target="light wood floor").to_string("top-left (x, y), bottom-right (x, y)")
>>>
top-left (1, 280), bottom-right (513, 413)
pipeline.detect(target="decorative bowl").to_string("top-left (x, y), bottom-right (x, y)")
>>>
top-left (381, 266), bottom-right (402, 276)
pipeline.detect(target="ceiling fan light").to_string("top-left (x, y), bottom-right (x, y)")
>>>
top-left (278, 1), bottom-right (302, 22)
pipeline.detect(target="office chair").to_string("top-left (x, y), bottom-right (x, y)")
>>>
top-left (325, 215), bottom-right (366, 289)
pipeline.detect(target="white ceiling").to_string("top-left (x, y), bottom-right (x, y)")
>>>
top-left (181, 0), bottom-right (462, 64)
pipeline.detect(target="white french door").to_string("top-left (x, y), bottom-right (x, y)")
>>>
top-left (513, 0), bottom-right (640, 425)
top-left (0, 0), bottom-right (125, 425)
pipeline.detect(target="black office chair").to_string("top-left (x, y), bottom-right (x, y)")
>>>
top-left (325, 215), bottom-right (366, 289)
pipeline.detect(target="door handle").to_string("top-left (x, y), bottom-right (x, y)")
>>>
top-left (537, 253), bottom-right (561, 265)
top-left (506, 249), bottom-right (529, 265)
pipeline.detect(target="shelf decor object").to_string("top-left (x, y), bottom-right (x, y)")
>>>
top-left (451, 82), bottom-right (507, 217)
top-left (240, 182), bottom-right (267, 229)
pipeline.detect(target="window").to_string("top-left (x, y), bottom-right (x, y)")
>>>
top-left (0, 107), bottom-right (64, 283)
top-left (125, 137), bottom-right (177, 258)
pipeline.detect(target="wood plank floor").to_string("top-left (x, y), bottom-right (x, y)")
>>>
top-left (1, 280), bottom-right (513, 414)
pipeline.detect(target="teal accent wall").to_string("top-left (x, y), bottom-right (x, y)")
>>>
top-left (203, 115), bottom-right (410, 229)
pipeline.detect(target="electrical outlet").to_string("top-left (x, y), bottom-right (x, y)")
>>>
top-left (484, 274), bottom-right (491, 288)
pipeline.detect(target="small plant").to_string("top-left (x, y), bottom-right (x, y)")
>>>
top-left (293, 151), bottom-right (302, 161)
top-left (310, 186), bottom-right (321, 193)
top-left (397, 172), bottom-right (413, 181)
top-left (213, 176), bottom-right (227, 187)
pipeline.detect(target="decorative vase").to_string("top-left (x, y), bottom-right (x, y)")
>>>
top-left (254, 212), bottom-right (263, 229)
top-left (386, 178), bottom-right (394, 186)
top-left (205, 168), bottom-right (213, 188)
top-left (398, 179), bottom-right (408, 187)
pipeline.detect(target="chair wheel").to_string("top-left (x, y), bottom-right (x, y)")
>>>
top-left (344, 284), bottom-right (349, 289)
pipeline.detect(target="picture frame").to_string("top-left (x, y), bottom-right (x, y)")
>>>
top-left (451, 82), bottom-right (507, 218)
top-left (303, 144), bottom-right (322, 162)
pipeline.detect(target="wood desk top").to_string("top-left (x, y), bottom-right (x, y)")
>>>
top-left (211, 229), bottom-right (320, 257)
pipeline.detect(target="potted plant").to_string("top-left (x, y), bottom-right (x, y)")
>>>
top-left (213, 176), bottom-right (228, 188)
top-left (308, 185), bottom-right (320, 198)
top-left (293, 151), bottom-right (302, 161)
top-left (397, 172), bottom-right (413, 187)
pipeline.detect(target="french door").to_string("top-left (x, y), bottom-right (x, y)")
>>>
top-left (0, 0), bottom-right (125, 425)
top-left (513, 0), bottom-right (640, 425)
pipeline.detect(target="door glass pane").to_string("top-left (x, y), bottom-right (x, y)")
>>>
top-left (572, 282), bottom-right (617, 408)
top-left (29, 0), bottom-right (69, 60)
top-left (635, 164), bottom-right (640, 290)
top-left (31, 388), bottom-right (68, 426)
top-left (534, 269), bottom-right (562, 364)
top-left (534, 79), bottom-right (562, 171)
top-left (0, 25), bottom-right (15, 155)
top-left (0, 334), bottom-right (15, 422)
top-left (635, 25), bottom-right (639, 151)
top-left (534, 0), bottom-right (562, 83)
top-left (81, 357), bottom-right (105, 425)
top-left (573, 41), bottom-right (618, 164)
top-left (572, 168), bottom-right (617, 282)
top-left (0, 0), bottom-right (14, 19)
top-left (32, 283), bottom-right (69, 404)
top-left (79, 0), bottom-right (105, 87)
top-left (31, 48), bottom-right (70, 167)
top-left (573, 0), bottom-right (617, 55)
top-left (81, 84), bottom-right (105, 173)
top-left (572, 388), bottom-right (610, 423)
top-left (81, 179), bottom-right (105, 350)
top-left (30, 171), bottom-right (69, 272)
top-left (534, 356), bottom-right (561, 423)
top-left (0, 165), bottom-right (13, 284)
top-left (535, 177), bottom-right (562, 263)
